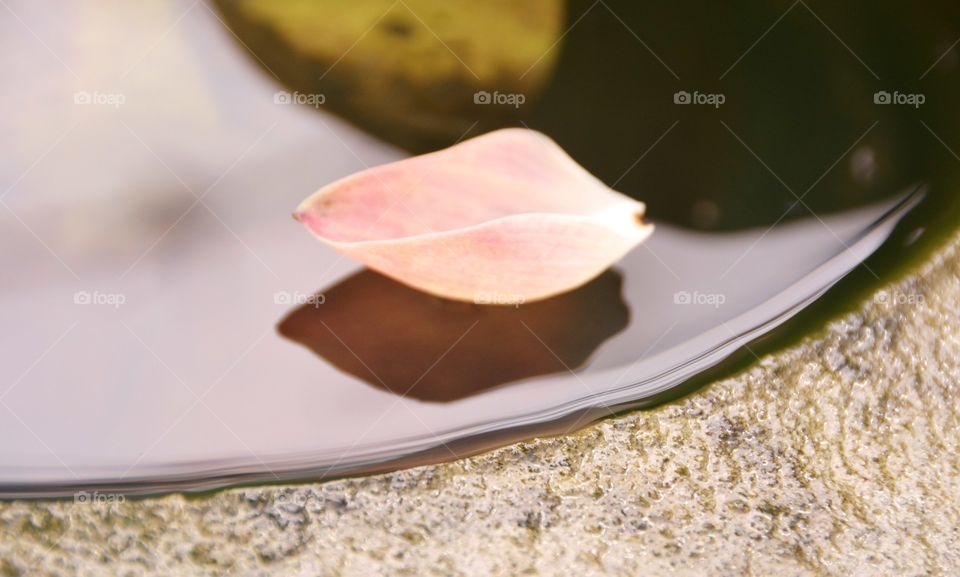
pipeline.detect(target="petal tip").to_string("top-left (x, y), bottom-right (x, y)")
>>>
top-left (293, 210), bottom-right (318, 230)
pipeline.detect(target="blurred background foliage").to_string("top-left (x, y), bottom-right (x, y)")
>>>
top-left (215, 0), bottom-right (960, 231)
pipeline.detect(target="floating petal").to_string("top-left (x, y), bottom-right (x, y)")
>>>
top-left (295, 128), bottom-right (653, 303)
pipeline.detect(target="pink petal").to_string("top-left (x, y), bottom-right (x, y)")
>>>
top-left (296, 128), bottom-right (653, 303)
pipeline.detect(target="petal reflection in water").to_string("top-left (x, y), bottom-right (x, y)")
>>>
top-left (278, 269), bottom-right (629, 402)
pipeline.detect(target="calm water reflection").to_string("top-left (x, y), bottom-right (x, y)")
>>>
top-left (279, 270), bottom-right (629, 402)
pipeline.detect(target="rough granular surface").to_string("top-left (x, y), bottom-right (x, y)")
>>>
top-left (2, 236), bottom-right (959, 577)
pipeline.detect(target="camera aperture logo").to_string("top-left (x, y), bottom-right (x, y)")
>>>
top-left (474, 90), bottom-right (526, 109)
top-left (673, 290), bottom-right (725, 308)
top-left (874, 90), bottom-right (924, 108)
top-left (274, 90), bottom-right (326, 108)
top-left (274, 290), bottom-right (325, 307)
top-left (73, 90), bottom-right (126, 108)
top-left (73, 290), bottom-right (126, 308)
top-left (674, 90), bottom-right (725, 108)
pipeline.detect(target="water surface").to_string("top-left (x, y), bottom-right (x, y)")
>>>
top-left (0, 0), bottom-right (958, 497)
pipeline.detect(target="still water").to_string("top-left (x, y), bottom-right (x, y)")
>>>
top-left (0, 0), bottom-right (957, 497)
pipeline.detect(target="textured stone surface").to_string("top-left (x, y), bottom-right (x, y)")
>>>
top-left (2, 235), bottom-right (960, 577)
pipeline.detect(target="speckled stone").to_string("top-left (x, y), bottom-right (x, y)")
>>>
top-left (3, 235), bottom-right (960, 577)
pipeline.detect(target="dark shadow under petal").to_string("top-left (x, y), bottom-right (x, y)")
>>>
top-left (278, 269), bottom-right (630, 402)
